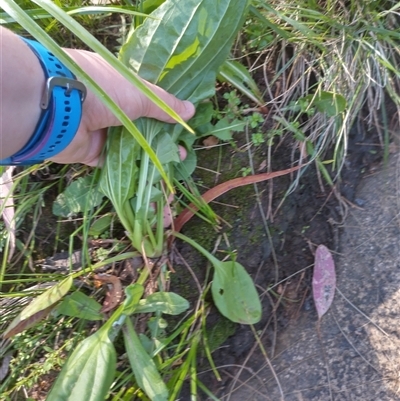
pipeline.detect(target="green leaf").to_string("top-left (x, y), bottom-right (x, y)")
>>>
top-left (155, 132), bottom-right (181, 165)
top-left (99, 126), bottom-right (140, 236)
top-left (174, 147), bottom-right (197, 181)
top-left (218, 60), bottom-right (264, 105)
top-left (56, 291), bottom-right (103, 321)
top-left (189, 102), bottom-right (214, 130)
top-left (207, 118), bottom-right (246, 141)
top-left (3, 277), bottom-right (73, 339)
top-left (122, 283), bottom-right (145, 315)
top-left (173, 232), bottom-right (261, 325)
top-left (88, 213), bottom-right (113, 237)
top-left (47, 326), bottom-right (116, 401)
top-left (211, 260), bottom-right (261, 324)
top-left (120, 0), bottom-right (250, 103)
top-left (304, 90), bottom-right (347, 117)
top-left (142, 0), bottom-right (166, 14)
top-left (100, 0), bottom-right (250, 254)
top-left (53, 176), bottom-right (104, 218)
top-left (135, 292), bottom-right (190, 315)
top-left (123, 318), bottom-right (168, 401)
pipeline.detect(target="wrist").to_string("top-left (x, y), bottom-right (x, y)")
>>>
top-left (0, 32), bottom-right (86, 166)
top-left (0, 29), bottom-right (44, 158)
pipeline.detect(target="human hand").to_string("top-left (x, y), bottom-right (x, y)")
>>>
top-left (49, 49), bottom-right (195, 166)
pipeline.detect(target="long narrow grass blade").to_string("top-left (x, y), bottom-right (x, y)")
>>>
top-left (218, 60), bottom-right (264, 106)
top-left (0, 6), bottom-right (153, 24)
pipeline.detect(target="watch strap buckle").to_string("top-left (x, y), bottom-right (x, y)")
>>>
top-left (41, 76), bottom-right (87, 110)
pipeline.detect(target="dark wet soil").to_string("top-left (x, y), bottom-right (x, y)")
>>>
top-left (173, 103), bottom-right (386, 399)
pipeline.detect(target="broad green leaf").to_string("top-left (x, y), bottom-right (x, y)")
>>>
top-left (207, 119), bottom-right (246, 141)
top-left (122, 283), bottom-right (145, 315)
top-left (173, 232), bottom-right (261, 324)
top-left (174, 147), bottom-right (197, 181)
top-left (3, 276), bottom-right (73, 338)
top-left (56, 291), bottom-right (103, 321)
top-left (155, 133), bottom-right (180, 165)
top-left (123, 318), bottom-right (168, 401)
top-left (304, 90), bottom-right (347, 117)
top-left (88, 213), bottom-right (113, 237)
top-left (218, 60), bottom-right (264, 106)
top-left (142, 0), bottom-right (166, 14)
top-left (101, 0), bottom-right (250, 255)
top-left (211, 260), bottom-right (261, 324)
top-left (120, 0), bottom-right (251, 103)
top-left (100, 127), bottom-right (140, 206)
top-left (135, 292), bottom-right (190, 315)
top-left (29, 0), bottom-right (193, 131)
top-left (53, 176), bottom-right (104, 218)
top-left (99, 126), bottom-right (140, 235)
top-left (47, 326), bottom-right (116, 401)
top-left (188, 102), bottom-right (214, 130)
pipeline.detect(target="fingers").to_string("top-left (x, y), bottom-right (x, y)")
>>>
top-left (64, 49), bottom-right (195, 131)
top-left (140, 82), bottom-right (195, 123)
top-left (49, 128), bottom-right (106, 166)
top-left (52, 49), bottom-right (194, 166)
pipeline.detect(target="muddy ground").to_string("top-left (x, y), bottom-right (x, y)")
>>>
top-left (174, 107), bottom-right (389, 400)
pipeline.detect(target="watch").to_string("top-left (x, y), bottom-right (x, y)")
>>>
top-left (0, 37), bottom-right (86, 165)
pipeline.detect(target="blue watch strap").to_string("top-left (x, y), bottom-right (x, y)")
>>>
top-left (0, 37), bottom-right (86, 166)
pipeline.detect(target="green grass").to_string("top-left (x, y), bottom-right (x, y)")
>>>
top-left (1, 0), bottom-right (399, 400)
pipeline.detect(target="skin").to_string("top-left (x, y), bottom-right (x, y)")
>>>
top-left (0, 27), bottom-right (195, 166)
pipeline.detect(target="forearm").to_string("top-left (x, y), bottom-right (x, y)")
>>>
top-left (0, 27), bottom-right (44, 158)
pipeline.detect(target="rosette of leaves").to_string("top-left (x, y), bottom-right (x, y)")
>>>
top-left (99, 0), bottom-right (250, 257)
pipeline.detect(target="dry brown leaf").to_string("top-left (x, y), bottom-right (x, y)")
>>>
top-left (203, 136), bottom-right (219, 149)
top-left (173, 164), bottom-right (307, 233)
top-left (94, 274), bottom-right (123, 313)
top-left (257, 160), bottom-right (267, 172)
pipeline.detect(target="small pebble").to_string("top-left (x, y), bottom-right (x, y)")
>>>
top-left (354, 198), bottom-right (366, 207)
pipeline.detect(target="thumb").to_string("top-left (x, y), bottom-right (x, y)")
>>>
top-left (138, 81), bottom-right (196, 123)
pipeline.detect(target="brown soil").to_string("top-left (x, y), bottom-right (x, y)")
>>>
top-left (173, 103), bottom-right (385, 399)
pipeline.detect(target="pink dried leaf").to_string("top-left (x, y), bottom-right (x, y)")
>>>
top-left (312, 244), bottom-right (336, 320)
top-left (0, 167), bottom-right (16, 261)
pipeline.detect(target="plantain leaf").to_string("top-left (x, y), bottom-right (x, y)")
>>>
top-left (56, 291), bottom-right (103, 321)
top-left (120, 0), bottom-right (250, 101)
top-left (211, 261), bottom-right (262, 324)
top-left (101, 0), bottom-right (251, 255)
top-left (47, 325), bottom-right (116, 401)
top-left (99, 126), bottom-right (140, 235)
top-left (122, 283), bottom-right (145, 315)
top-left (3, 276), bottom-right (73, 339)
top-left (134, 292), bottom-right (190, 315)
top-left (173, 232), bottom-right (261, 325)
top-left (53, 176), bottom-right (104, 218)
top-left (123, 318), bottom-right (168, 401)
